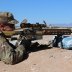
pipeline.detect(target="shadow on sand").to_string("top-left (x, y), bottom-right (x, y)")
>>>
top-left (28, 44), bottom-right (52, 53)
top-left (15, 43), bottom-right (52, 65)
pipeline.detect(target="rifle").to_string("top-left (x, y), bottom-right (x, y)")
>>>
top-left (1, 28), bottom-right (71, 39)
top-left (1, 28), bottom-right (71, 49)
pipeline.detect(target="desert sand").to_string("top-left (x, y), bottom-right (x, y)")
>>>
top-left (0, 35), bottom-right (72, 72)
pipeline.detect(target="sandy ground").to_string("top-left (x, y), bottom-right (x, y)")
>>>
top-left (0, 35), bottom-right (72, 72)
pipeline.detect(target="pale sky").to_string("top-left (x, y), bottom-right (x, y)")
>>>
top-left (0, 0), bottom-right (72, 26)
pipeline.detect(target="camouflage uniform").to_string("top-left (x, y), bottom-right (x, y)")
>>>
top-left (0, 33), bottom-right (26, 64)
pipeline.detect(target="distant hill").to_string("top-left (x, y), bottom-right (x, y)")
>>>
top-left (50, 23), bottom-right (72, 27)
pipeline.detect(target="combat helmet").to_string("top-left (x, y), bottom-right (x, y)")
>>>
top-left (0, 12), bottom-right (19, 36)
top-left (0, 12), bottom-right (18, 24)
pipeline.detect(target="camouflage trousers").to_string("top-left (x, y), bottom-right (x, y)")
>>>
top-left (0, 35), bottom-right (26, 65)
